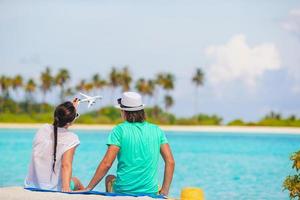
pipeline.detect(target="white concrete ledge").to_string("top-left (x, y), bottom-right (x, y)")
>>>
top-left (0, 187), bottom-right (161, 200)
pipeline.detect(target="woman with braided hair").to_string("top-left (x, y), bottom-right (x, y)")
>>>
top-left (24, 98), bottom-right (84, 192)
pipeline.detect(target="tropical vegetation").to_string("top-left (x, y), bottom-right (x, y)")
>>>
top-left (283, 150), bottom-right (300, 199)
top-left (0, 67), bottom-right (299, 126)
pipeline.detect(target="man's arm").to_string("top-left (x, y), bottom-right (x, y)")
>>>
top-left (160, 143), bottom-right (175, 196)
top-left (86, 145), bottom-right (119, 190)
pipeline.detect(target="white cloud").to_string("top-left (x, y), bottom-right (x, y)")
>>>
top-left (205, 34), bottom-right (281, 88)
top-left (282, 8), bottom-right (300, 94)
top-left (282, 8), bottom-right (300, 35)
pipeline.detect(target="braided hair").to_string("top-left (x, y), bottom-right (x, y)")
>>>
top-left (52, 101), bottom-right (77, 172)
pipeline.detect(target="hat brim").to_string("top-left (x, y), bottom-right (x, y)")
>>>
top-left (114, 104), bottom-right (145, 111)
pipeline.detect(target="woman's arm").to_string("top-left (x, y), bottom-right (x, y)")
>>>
top-left (86, 145), bottom-right (119, 190)
top-left (61, 147), bottom-right (77, 192)
top-left (160, 143), bottom-right (175, 196)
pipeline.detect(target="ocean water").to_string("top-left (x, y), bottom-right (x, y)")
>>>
top-left (0, 128), bottom-right (299, 200)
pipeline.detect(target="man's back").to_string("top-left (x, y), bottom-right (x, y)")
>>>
top-left (107, 121), bottom-right (168, 194)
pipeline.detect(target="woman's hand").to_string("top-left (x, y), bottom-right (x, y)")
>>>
top-left (72, 98), bottom-right (79, 109)
top-left (61, 187), bottom-right (71, 193)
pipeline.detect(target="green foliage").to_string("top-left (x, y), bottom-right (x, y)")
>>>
top-left (0, 97), bottom-right (300, 126)
top-left (172, 114), bottom-right (222, 125)
top-left (98, 106), bottom-right (121, 121)
top-left (283, 175), bottom-right (300, 199)
top-left (193, 114), bottom-right (222, 125)
top-left (228, 119), bottom-right (246, 126)
top-left (283, 151), bottom-right (300, 199)
top-left (291, 151), bottom-right (300, 171)
top-left (257, 118), bottom-right (300, 127)
top-left (257, 111), bottom-right (300, 127)
top-left (175, 118), bottom-right (199, 125)
top-left (145, 106), bottom-right (176, 125)
top-left (0, 113), bottom-right (52, 123)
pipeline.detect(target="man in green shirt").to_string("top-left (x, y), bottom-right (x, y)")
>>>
top-left (86, 92), bottom-right (175, 196)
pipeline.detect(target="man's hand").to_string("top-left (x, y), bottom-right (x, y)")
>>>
top-left (71, 188), bottom-right (91, 193)
top-left (84, 187), bottom-right (92, 191)
top-left (159, 188), bottom-right (169, 196)
top-left (86, 145), bottom-right (119, 190)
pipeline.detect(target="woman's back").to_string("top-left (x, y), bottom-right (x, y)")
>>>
top-left (24, 124), bottom-right (79, 190)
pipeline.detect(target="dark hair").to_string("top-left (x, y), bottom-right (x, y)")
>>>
top-left (52, 101), bottom-right (76, 172)
top-left (123, 109), bottom-right (146, 123)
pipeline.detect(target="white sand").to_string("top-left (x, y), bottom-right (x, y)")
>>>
top-left (0, 187), bottom-right (164, 200)
top-left (1, 123), bottom-right (300, 134)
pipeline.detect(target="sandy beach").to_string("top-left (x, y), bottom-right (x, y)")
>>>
top-left (1, 123), bottom-right (300, 134)
top-left (0, 187), bottom-right (164, 200)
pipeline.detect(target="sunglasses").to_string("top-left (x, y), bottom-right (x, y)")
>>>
top-left (74, 113), bottom-right (80, 120)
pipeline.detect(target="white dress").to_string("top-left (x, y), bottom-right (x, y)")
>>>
top-left (24, 124), bottom-right (80, 190)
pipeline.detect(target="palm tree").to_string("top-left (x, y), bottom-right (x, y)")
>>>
top-left (155, 73), bottom-right (175, 109)
top-left (288, 115), bottom-right (297, 121)
top-left (40, 67), bottom-right (53, 103)
top-left (192, 68), bottom-right (204, 113)
top-left (109, 67), bottom-right (122, 103)
top-left (25, 79), bottom-right (36, 101)
top-left (75, 79), bottom-right (94, 94)
top-left (265, 111), bottom-right (281, 120)
top-left (0, 76), bottom-right (12, 99)
top-left (76, 79), bottom-right (86, 92)
top-left (83, 82), bottom-right (94, 94)
top-left (146, 79), bottom-right (155, 105)
top-left (64, 87), bottom-right (75, 99)
top-left (154, 73), bottom-right (164, 105)
top-left (120, 66), bottom-right (132, 92)
top-left (12, 75), bottom-right (23, 100)
top-left (163, 73), bottom-right (175, 93)
top-left (164, 95), bottom-right (174, 112)
top-left (92, 74), bottom-right (107, 95)
top-left (24, 79), bottom-right (36, 112)
top-left (135, 78), bottom-right (148, 96)
top-left (156, 73), bottom-right (175, 93)
top-left (55, 68), bottom-right (70, 102)
top-left (135, 78), bottom-right (155, 105)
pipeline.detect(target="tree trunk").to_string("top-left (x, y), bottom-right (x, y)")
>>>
top-left (110, 87), bottom-right (115, 105)
top-left (60, 85), bottom-right (65, 102)
top-left (194, 86), bottom-right (199, 115)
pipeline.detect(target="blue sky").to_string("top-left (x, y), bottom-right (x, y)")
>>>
top-left (1, 0), bottom-right (300, 122)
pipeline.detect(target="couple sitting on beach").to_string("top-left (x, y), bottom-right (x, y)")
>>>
top-left (24, 91), bottom-right (175, 197)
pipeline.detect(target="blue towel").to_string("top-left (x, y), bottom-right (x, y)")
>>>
top-left (24, 187), bottom-right (166, 199)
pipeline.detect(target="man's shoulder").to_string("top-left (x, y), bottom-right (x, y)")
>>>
top-left (113, 121), bottom-right (162, 131)
top-left (114, 122), bottom-right (128, 129)
top-left (111, 122), bottom-right (127, 133)
top-left (144, 122), bottom-right (162, 131)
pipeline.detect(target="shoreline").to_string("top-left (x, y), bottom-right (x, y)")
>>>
top-left (1, 123), bottom-right (300, 134)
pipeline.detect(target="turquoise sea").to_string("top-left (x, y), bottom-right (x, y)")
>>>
top-left (0, 128), bottom-right (299, 199)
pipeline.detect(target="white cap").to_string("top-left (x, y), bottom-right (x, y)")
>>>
top-left (115, 92), bottom-right (145, 111)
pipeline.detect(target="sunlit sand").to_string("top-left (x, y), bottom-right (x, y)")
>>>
top-left (1, 123), bottom-right (300, 134)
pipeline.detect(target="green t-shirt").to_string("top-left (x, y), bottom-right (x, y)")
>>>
top-left (107, 121), bottom-right (168, 195)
